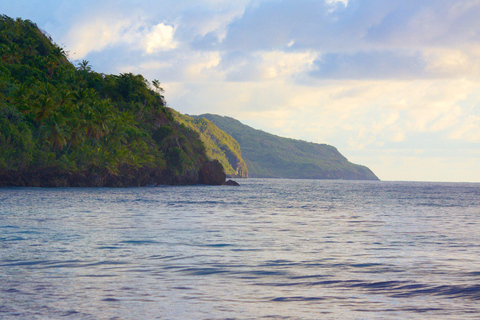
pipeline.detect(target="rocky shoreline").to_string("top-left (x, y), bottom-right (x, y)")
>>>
top-left (0, 160), bottom-right (238, 188)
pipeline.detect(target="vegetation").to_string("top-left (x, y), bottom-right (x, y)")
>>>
top-left (0, 15), bottom-right (207, 187)
top-left (172, 110), bottom-right (247, 177)
top-left (196, 114), bottom-right (379, 180)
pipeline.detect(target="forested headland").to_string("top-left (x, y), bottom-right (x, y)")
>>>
top-left (197, 114), bottom-right (379, 180)
top-left (0, 15), bottom-right (209, 187)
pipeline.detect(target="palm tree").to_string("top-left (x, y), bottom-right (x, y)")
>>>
top-left (40, 112), bottom-right (70, 150)
top-left (65, 116), bottom-right (86, 152)
top-left (77, 60), bottom-right (92, 72)
top-left (33, 83), bottom-right (55, 124)
top-left (152, 79), bottom-right (164, 94)
top-left (1, 43), bottom-right (21, 64)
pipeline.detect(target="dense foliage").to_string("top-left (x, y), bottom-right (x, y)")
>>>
top-left (172, 110), bottom-right (247, 177)
top-left (0, 15), bottom-right (207, 186)
top-left (197, 114), bottom-right (379, 180)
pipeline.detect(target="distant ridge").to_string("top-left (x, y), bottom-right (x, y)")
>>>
top-left (194, 114), bottom-right (379, 180)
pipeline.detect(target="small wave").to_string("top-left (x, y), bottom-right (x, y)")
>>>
top-left (354, 307), bottom-right (444, 314)
top-left (337, 279), bottom-right (480, 301)
top-left (121, 240), bottom-right (160, 245)
top-left (180, 267), bottom-right (229, 276)
top-left (271, 296), bottom-right (327, 302)
top-left (97, 246), bottom-right (121, 250)
top-left (0, 260), bottom-right (50, 267)
top-left (256, 277), bottom-right (480, 301)
top-left (16, 230), bottom-right (42, 234)
top-left (0, 236), bottom-right (26, 241)
top-left (262, 259), bottom-right (298, 267)
top-left (0, 259), bottom-right (127, 269)
top-left (2, 288), bottom-right (21, 294)
top-left (202, 243), bottom-right (232, 247)
top-left (61, 310), bottom-right (81, 316)
top-left (391, 284), bottom-right (480, 300)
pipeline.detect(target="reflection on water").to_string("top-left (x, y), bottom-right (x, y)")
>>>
top-left (1, 179), bottom-right (480, 319)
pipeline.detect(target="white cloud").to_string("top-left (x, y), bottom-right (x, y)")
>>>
top-left (217, 0), bottom-right (480, 80)
top-left (145, 23), bottom-right (177, 54)
top-left (449, 115), bottom-right (480, 142)
top-left (65, 17), bottom-right (178, 59)
top-left (184, 52), bottom-right (221, 79)
top-left (64, 16), bottom-right (141, 58)
top-left (217, 51), bottom-right (316, 81)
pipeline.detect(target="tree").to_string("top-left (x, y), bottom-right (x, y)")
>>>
top-left (77, 60), bottom-right (92, 72)
top-left (39, 112), bottom-right (70, 150)
top-left (152, 79), bottom-right (164, 94)
top-left (32, 82), bottom-right (56, 124)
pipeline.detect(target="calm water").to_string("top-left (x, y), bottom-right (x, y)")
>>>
top-left (1, 179), bottom-right (480, 319)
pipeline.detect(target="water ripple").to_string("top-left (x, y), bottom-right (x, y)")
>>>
top-left (1, 180), bottom-right (480, 319)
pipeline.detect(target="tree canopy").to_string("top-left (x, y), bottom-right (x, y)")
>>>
top-left (0, 15), bottom-right (207, 186)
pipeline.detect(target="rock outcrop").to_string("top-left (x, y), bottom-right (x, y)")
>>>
top-left (199, 160), bottom-right (226, 185)
top-left (223, 179), bottom-right (240, 186)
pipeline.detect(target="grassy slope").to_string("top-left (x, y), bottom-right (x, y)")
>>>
top-left (172, 110), bottom-right (248, 177)
top-left (196, 114), bottom-right (379, 180)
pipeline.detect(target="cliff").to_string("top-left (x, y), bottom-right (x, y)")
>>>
top-left (195, 114), bottom-right (379, 181)
top-left (172, 110), bottom-right (248, 178)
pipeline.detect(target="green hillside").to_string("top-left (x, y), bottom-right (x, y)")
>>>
top-left (196, 114), bottom-right (379, 180)
top-left (172, 110), bottom-right (247, 177)
top-left (0, 15), bottom-right (207, 186)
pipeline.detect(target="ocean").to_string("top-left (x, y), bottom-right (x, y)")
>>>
top-left (1, 179), bottom-right (479, 319)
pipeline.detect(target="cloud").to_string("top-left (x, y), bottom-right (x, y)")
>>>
top-left (145, 23), bottom-right (177, 53)
top-left (165, 77), bottom-right (478, 152)
top-left (450, 115), bottom-right (480, 142)
top-left (221, 0), bottom-right (335, 52)
top-left (177, 4), bottom-right (246, 45)
top-left (364, 0), bottom-right (480, 47)
top-left (221, 0), bottom-right (480, 50)
top-left (64, 15), bottom-right (178, 59)
top-left (309, 51), bottom-right (429, 80)
top-left (214, 0), bottom-right (480, 80)
top-left (65, 16), bottom-right (142, 58)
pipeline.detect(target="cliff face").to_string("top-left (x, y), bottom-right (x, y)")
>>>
top-left (0, 15), bottom-right (209, 187)
top-left (172, 111), bottom-right (248, 178)
top-left (199, 160), bottom-right (226, 185)
top-left (195, 114), bottom-right (379, 181)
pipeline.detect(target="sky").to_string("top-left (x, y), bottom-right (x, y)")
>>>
top-left (4, 0), bottom-right (480, 182)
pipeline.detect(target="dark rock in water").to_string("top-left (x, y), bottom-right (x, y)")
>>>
top-left (200, 160), bottom-right (226, 185)
top-left (223, 180), bottom-right (240, 186)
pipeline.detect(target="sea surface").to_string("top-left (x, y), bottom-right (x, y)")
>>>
top-left (1, 179), bottom-right (480, 319)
